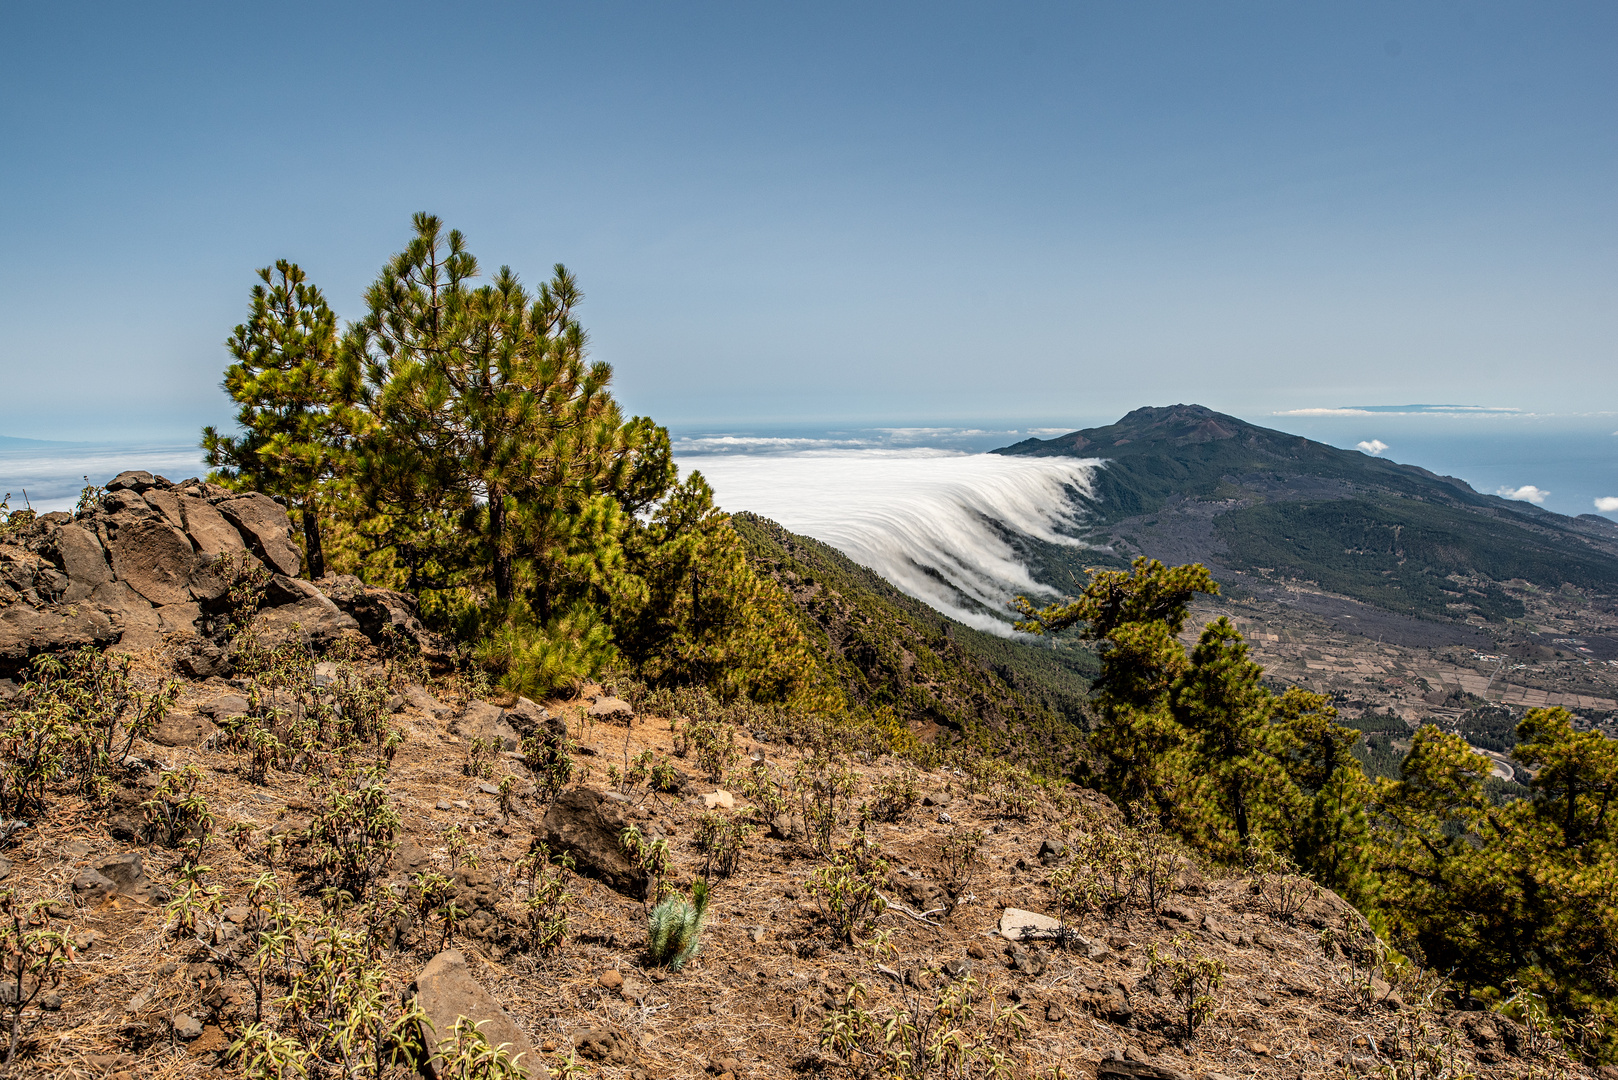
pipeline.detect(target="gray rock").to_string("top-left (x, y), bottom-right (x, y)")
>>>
top-left (1037, 839), bottom-right (1066, 864)
top-left (103, 516), bottom-right (197, 606)
top-left (72, 851), bottom-right (164, 905)
top-left (216, 494), bottom-right (302, 577)
top-left (250, 595), bottom-right (361, 651)
top-left (90, 580), bottom-right (163, 651)
top-left (922, 790), bottom-right (952, 808)
top-left (172, 1014), bottom-right (204, 1040)
top-left (413, 949), bottom-right (539, 1077)
top-left (1096, 1060), bottom-right (1188, 1080)
top-left (200, 694), bottom-right (251, 719)
top-left (942, 958), bottom-right (973, 979)
top-left (408, 685), bottom-right (454, 720)
top-left (142, 489), bottom-right (187, 531)
top-left (999, 907), bottom-right (1062, 942)
top-left (540, 787), bottom-right (649, 898)
top-left (149, 713), bottom-right (218, 748)
top-left (105, 471), bottom-right (156, 492)
top-left (587, 696), bottom-right (634, 724)
top-left (0, 600), bottom-right (119, 667)
top-left (457, 701), bottom-right (522, 751)
top-left (47, 523), bottom-right (113, 602)
top-left (176, 496), bottom-right (247, 559)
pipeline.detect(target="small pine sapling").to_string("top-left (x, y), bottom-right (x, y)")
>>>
top-left (646, 880), bottom-right (710, 971)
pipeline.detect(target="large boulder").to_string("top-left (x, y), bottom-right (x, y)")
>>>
top-left (216, 494), bottom-right (302, 576)
top-left (46, 524), bottom-right (113, 603)
top-left (0, 603), bottom-right (119, 669)
top-left (539, 788), bottom-right (648, 898)
top-left (250, 595), bottom-right (361, 651)
top-left (90, 581), bottom-right (163, 651)
top-left (456, 701), bottom-right (522, 751)
top-left (102, 516), bottom-right (196, 606)
top-left (412, 949), bottom-right (539, 1078)
top-left (175, 494), bottom-right (246, 559)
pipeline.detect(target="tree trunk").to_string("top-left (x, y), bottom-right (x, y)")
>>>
top-left (490, 495), bottom-right (512, 602)
top-left (300, 498), bottom-right (326, 580)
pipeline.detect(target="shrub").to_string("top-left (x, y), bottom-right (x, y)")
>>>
top-left (870, 768), bottom-right (921, 823)
top-left (463, 736), bottom-right (495, 780)
top-left (646, 880), bottom-right (709, 971)
top-left (735, 758), bottom-right (790, 835)
top-left (1245, 844), bottom-right (1317, 924)
top-left (796, 756), bottom-right (859, 857)
top-left (809, 830), bottom-right (889, 944)
top-left (675, 718), bottom-right (737, 782)
top-left (0, 890), bottom-right (72, 1070)
top-left (1146, 933), bottom-right (1226, 1042)
top-left (142, 764), bottom-right (215, 846)
top-left (305, 771), bottom-right (400, 896)
top-left (821, 976), bottom-right (1029, 1080)
top-left (522, 731), bottom-right (576, 813)
top-left (621, 825), bottom-right (671, 904)
top-left (693, 812), bottom-right (755, 879)
top-left (936, 826), bottom-right (984, 913)
top-left (511, 843), bottom-right (575, 955)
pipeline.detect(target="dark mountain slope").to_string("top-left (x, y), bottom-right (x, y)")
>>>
top-left (994, 405), bottom-right (1618, 624)
top-left (730, 512), bottom-right (1095, 775)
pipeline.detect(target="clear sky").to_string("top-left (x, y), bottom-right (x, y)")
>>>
top-left (2, 2), bottom-right (1613, 440)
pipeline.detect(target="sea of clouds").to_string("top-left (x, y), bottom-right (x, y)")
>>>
top-left (678, 448), bottom-right (1100, 634)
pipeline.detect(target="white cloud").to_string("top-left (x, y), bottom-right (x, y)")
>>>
top-left (1497, 485), bottom-right (1549, 504)
top-left (1356, 439), bottom-right (1389, 456)
top-left (1595, 496), bottom-right (1618, 513)
top-left (1275, 408), bottom-right (1375, 417)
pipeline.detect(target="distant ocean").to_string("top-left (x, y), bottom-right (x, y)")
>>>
top-left (3, 413), bottom-right (1613, 632)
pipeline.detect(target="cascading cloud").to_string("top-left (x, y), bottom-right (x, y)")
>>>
top-left (681, 449), bottom-right (1102, 635)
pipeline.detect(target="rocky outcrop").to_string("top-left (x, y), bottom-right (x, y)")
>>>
top-left (539, 787), bottom-right (648, 898)
top-left (0, 471), bottom-right (419, 675)
top-left (316, 574), bottom-right (455, 670)
top-left (411, 949), bottom-right (539, 1077)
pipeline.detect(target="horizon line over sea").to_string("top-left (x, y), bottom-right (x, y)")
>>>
top-left (1, 411), bottom-right (1614, 523)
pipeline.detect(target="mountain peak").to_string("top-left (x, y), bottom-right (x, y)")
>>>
top-left (996, 404), bottom-right (1258, 456)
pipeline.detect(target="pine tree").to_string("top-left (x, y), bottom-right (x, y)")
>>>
top-left (203, 261), bottom-right (348, 578)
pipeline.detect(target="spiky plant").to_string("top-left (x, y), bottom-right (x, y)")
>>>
top-left (646, 880), bottom-right (709, 971)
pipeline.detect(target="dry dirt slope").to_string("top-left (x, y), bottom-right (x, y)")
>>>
top-left (2, 661), bottom-right (1596, 1080)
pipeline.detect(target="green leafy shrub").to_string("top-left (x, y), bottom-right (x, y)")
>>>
top-left (936, 826), bottom-right (984, 913)
top-left (621, 824), bottom-right (671, 904)
top-left (870, 768), bottom-right (921, 822)
top-left (511, 844), bottom-right (575, 954)
top-left (1146, 933), bottom-right (1226, 1041)
top-left (141, 764), bottom-right (215, 846)
top-left (0, 889), bottom-right (72, 1070)
top-left (821, 976), bottom-right (1028, 1080)
top-left (305, 771), bottom-right (400, 896)
top-left (674, 717), bottom-right (738, 782)
top-left (808, 830), bottom-right (889, 944)
top-left (796, 755), bottom-right (859, 857)
top-left (646, 880), bottom-right (709, 971)
top-left (693, 812), bottom-right (754, 879)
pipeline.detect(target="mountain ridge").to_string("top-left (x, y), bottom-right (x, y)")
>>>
top-left (992, 405), bottom-right (1618, 627)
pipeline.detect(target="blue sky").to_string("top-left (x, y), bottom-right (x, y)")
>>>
top-left (2, 2), bottom-right (1613, 439)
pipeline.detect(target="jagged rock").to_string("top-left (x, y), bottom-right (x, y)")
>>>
top-left (150, 713), bottom-right (218, 748)
top-left (177, 495), bottom-right (246, 559)
top-left (702, 790), bottom-right (735, 811)
top-left (106, 470), bottom-right (157, 492)
top-left (103, 516), bottom-right (196, 606)
top-left (1096, 1058), bottom-right (1186, 1080)
top-left (408, 685), bottom-right (454, 720)
top-left (942, 958), bottom-right (972, 979)
top-left (250, 595), bottom-right (361, 650)
top-left (412, 949), bottom-right (539, 1077)
top-left (457, 700), bottom-right (522, 751)
top-left (505, 697), bottom-right (563, 740)
top-left (587, 696), bottom-right (634, 724)
top-left (71, 852), bottom-right (163, 905)
top-left (216, 494), bottom-right (302, 576)
top-left (540, 787), bottom-right (648, 898)
top-left (171, 1014), bottom-right (204, 1040)
top-left (142, 488), bottom-right (187, 530)
top-left (999, 907), bottom-right (1062, 942)
top-left (922, 790), bottom-right (952, 807)
top-left (0, 602), bottom-right (119, 669)
top-left (46, 523), bottom-right (113, 602)
top-left (316, 574), bottom-right (455, 668)
top-left (1037, 839), bottom-right (1065, 865)
top-left (91, 580), bottom-right (162, 651)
